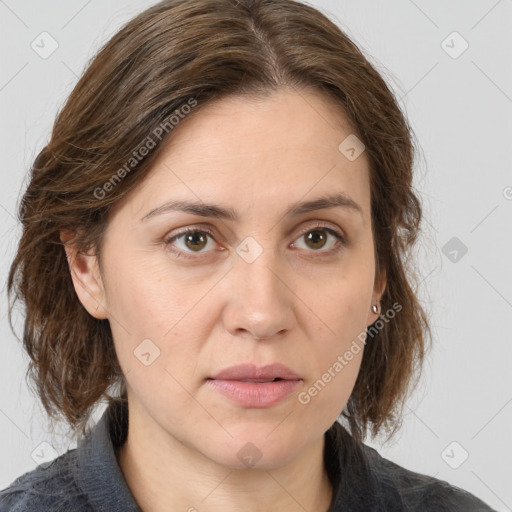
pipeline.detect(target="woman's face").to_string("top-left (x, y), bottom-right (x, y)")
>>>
top-left (70, 87), bottom-right (384, 469)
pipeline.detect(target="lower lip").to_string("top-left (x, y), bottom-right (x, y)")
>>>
top-left (206, 379), bottom-right (302, 408)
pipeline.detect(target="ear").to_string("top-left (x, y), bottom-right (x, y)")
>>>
top-left (367, 267), bottom-right (387, 325)
top-left (60, 229), bottom-right (109, 320)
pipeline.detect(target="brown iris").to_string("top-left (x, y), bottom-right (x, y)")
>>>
top-left (184, 232), bottom-right (208, 251)
top-left (304, 229), bottom-right (328, 250)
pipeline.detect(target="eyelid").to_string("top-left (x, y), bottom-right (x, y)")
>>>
top-left (297, 221), bottom-right (345, 240)
top-left (163, 223), bottom-right (218, 245)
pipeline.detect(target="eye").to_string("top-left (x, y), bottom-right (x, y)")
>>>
top-left (291, 223), bottom-right (346, 256)
top-left (164, 226), bottom-right (217, 259)
top-left (163, 222), bottom-right (346, 260)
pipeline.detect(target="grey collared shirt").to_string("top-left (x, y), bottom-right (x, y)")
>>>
top-left (0, 401), bottom-right (496, 511)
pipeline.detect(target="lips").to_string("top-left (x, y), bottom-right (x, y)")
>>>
top-left (208, 363), bottom-right (302, 382)
top-left (206, 363), bottom-right (303, 408)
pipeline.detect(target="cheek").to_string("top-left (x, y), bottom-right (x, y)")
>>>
top-left (303, 270), bottom-right (372, 411)
top-left (294, 343), bottom-right (363, 442)
top-left (321, 301), bottom-right (369, 386)
top-left (101, 251), bottom-right (209, 383)
top-left (103, 247), bottom-right (196, 330)
top-left (313, 271), bottom-right (374, 342)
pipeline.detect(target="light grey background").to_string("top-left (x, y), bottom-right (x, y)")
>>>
top-left (1, 0), bottom-right (511, 510)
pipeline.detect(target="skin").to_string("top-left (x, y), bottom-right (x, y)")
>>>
top-left (62, 87), bottom-right (386, 512)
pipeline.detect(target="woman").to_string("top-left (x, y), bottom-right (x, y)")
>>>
top-left (0, 0), bottom-right (496, 510)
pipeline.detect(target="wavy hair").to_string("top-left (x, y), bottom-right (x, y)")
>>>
top-left (7, 0), bottom-right (432, 443)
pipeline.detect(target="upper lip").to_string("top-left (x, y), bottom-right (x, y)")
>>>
top-left (208, 363), bottom-right (302, 381)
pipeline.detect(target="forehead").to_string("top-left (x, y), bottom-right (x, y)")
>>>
top-left (115, 88), bottom-right (371, 224)
top-left (165, 87), bottom-right (359, 157)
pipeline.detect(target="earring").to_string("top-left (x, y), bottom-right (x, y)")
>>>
top-left (372, 303), bottom-right (379, 314)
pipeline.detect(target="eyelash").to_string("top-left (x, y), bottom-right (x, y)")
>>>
top-left (163, 222), bottom-right (346, 260)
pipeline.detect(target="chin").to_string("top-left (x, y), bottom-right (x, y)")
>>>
top-left (202, 431), bottom-right (305, 471)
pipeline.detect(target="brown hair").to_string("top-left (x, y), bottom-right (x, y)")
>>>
top-left (7, 0), bottom-right (432, 443)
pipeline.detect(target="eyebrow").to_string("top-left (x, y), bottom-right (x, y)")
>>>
top-left (140, 192), bottom-right (364, 223)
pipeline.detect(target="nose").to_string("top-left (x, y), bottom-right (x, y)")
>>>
top-left (221, 241), bottom-right (296, 341)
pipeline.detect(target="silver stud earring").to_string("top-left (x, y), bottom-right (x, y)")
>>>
top-left (372, 304), bottom-right (379, 314)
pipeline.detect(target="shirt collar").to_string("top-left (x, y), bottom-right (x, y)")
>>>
top-left (74, 399), bottom-right (393, 512)
top-left (74, 400), bottom-right (142, 512)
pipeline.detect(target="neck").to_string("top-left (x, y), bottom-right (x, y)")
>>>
top-left (117, 406), bottom-right (333, 512)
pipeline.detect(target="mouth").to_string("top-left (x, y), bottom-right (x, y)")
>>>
top-left (206, 363), bottom-right (302, 408)
top-left (208, 362), bottom-right (302, 381)
top-left (237, 378), bottom-right (284, 383)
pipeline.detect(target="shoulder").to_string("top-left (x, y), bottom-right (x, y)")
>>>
top-left (359, 443), bottom-right (496, 511)
top-left (0, 448), bottom-right (92, 512)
